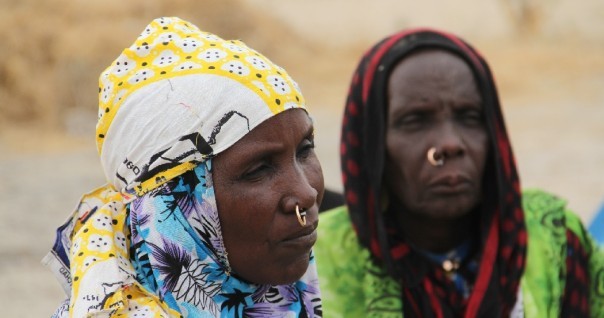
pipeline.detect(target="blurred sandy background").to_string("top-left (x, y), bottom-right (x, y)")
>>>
top-left (1, 0), bottom-right (603, 316)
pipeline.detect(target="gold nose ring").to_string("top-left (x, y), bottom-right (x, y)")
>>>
top-left (295, 204), bottom-right (307, 226)
top-left (427, 147), bottom-right (444, 166)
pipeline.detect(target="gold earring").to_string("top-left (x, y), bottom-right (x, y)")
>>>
top-left (427, 147), bottom-right (444, 167)
top-left (295, 204), bottom-right (307, 226)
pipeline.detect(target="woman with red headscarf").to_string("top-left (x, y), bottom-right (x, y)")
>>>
top-left (314, 29), bottom-right (604, 317)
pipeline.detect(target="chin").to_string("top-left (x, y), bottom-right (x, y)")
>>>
top-left (423, 198), bottom-right (479, 220)
top-left (268, 255), bottom-right (311, 285)
top-left (436, 207), bottom-right (474, 220)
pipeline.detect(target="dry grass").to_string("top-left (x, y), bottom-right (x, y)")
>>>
top-left (2, 0), bottom-right (603, 133)
top-left (0, 0), bottom-right (318, 130)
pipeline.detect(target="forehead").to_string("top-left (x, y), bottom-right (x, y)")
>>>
top-left (387, 49), bottom-right (480, 102)
top-left (245, 108), bottom-right (311, 141)
top-left (217, 109), bottom-right (311, 157)
top-left (390, 49), bottom-right (473, 82)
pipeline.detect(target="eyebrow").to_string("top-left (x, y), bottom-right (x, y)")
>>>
top-left (302, 122), bottom-right (314, 140)
top-left (389, 100), bottom-right (432, 118)
top-left (238, 119), bottom-right (314, 162)
top-left (453, 99), bottom-right (483, 109)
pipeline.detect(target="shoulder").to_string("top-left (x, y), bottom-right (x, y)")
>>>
top-left (520, 189), bottom-right (569, 315)
top-left (520, 189), bottom-right (604, 316)
top-left (314, 206), bottom-right (372, 317)
top-left (521, 188), bottom-right (567, 219)
top-left (521, 189), bottom-right (587, 242)
top-left (315, 206), bottom-right (366, 259)
top-left (315, 205), bottom-right (364, 268)
top-left (317, 206), bottom-right (352, 233)
top-left (521, 188), bottom-right (591, 250)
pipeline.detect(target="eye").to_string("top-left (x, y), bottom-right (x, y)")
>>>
top-left (457, 108), bottom-right (483, 126)
top-left (392, 111), bottom-right (429, 131)
top-left (240, 161), bottom-right (273, 182)
top-left (297, 136), bottom-right (315, 160)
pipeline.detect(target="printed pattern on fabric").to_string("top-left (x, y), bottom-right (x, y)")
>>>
top-left (315, 206), bottom-right (402, 318)
top-left (96, 17), bottom-right (305, 196)
top-left (44, 186), bottom-right (180, 317)
top-left (521, 189), bottom-right (604, 317)
top-left (44, 16), bottom-right (320, 318)
top-left (316, 191), bottom-right (604, 318)
top-left (129, 161), bottom-right (321, 317)
top-left (47, 162), bottom-right (322, 317)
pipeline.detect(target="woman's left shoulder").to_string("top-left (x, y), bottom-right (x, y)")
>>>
top-left (520, 189), bottom-right (604, 317)
top-left (521, 189), bottom-right (580, 230)
top-left (521, 188), bottom-right (598, 250)
top-left (521, 189), bottom-right (568, 218)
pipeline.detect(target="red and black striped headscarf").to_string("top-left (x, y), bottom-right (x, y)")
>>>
top-left (340, 29), bottom-right (589, 317)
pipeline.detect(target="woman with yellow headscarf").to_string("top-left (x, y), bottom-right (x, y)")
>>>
top-left (44, 17), bottom-right (324, 317)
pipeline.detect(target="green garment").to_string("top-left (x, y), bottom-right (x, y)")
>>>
top-left (315, 190), bottom-right (604, 317)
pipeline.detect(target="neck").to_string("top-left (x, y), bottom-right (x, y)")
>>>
top-left (394, 206), bottom-right (478, 253)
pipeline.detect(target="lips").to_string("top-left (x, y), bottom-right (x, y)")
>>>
top-left (280, 221), bottom-right (318, 249)
top-left (430, 175), bottom-right (472, 194)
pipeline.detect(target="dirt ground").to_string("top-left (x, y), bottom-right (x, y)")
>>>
top-left (1, 1), bottom-right (603, 316)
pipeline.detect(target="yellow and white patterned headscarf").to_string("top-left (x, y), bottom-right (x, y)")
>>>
top-left (44, 17), bottom-right (316, 318)
top-left (96, 16), bottom-right (304, 196)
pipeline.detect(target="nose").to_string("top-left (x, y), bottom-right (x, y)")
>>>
top-left (281, 166), bottom-right (319, 216)
top-left (435, 122), bottom-right (465, 160)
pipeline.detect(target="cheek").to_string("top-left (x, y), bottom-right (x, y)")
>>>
top-left (385, 151), bottom-right (411, 197)
top-left (305, 158), bottom-right (324, 203)
top-left (216, 189), bottom-right (277, 279)
top-left (385, 157), bottom-right (417, 198)
top-left (386, 135), bottom-right (422, 178)
top-left (212, 174), bottom-right (274, 257)
top-left (218, 188), bottom-right (274, 243)
top-left (468, 131), bottom-right (490, 174)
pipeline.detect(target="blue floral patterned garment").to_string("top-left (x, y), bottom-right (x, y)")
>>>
top-left (129, 160), bottom-right (322, 317)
